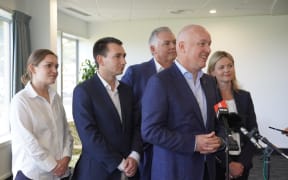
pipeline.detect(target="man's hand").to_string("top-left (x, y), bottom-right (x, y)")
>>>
top-left (195, 131), bottom-right (222, 154)
top-left (284, 128), bottom-right (288, 136)
top-left (229, 161), bottom-right (244, 179)
top-left (124, 157), bottom-right (138, 177)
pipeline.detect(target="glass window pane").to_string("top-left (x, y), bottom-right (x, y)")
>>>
top-left (0, 16), bottom-right (11, 136)
top-left (62, 36), bottom-right (77, 122)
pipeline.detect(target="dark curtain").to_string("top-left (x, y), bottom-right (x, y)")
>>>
top-left (11, 10), bottom-right (31, 96)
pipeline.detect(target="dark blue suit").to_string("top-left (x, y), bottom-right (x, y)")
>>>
top-left (71, 75), bottom-right (142, 180)
top-left (141, 63), bottom-right (223, 180)
top-left (121, 59), bottom-right (157, 180)
top-left (215, 90), bottom-right (258, 180)
top-left (121, 59), bottom-right (157, 104)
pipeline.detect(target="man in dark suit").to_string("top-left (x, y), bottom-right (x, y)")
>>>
top-left (121, 26), bottom-right (176, 180)
top-left (141, 24), bottom-right (224, 180)
top-left (72, 37), bottom-right (142, 180)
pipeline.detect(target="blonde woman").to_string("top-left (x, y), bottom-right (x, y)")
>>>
top-left (207, 51), bottom-right (258, 180)
top-left (10, 49), bottom-right (73, 180)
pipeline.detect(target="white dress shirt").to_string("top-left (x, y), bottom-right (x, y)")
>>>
top-left (97, 73), bottom-right (140, 179)
top-left (10, 82), bottom-right (73, 180)
top-left (153, 58), bottom-right (164, 73)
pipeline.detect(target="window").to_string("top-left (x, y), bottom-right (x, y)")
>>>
top-left (0, 9), bottom-right (12, 137)
top-left (57, 33), bottom-right (79, 122)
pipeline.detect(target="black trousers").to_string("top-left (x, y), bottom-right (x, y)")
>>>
top-left (203, 162), bottom-right (210, 180)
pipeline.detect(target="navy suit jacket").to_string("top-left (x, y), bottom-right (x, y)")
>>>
top-left (121, 58), bottom-right (156, 105)
top-left (71, 75), bottom-right (142, 180)
top-left (141, 63), bottom-right (223, 180)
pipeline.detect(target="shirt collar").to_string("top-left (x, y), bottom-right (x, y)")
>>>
top-left (153, 58), bottom-right (164, 73)
top-left (97, 72), bottom-right (119, 91)
top-left (175, 60), bottom-right (204, 81)
top-left (25, 81), bottom-right (56, 100)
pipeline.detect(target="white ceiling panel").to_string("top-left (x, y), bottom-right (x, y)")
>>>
top-left (57, 0), bottom-right (288, 22)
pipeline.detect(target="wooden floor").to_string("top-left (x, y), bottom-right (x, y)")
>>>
top-left (249, 153), bottom-right (288, 180)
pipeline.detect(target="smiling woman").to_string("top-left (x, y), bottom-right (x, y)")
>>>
top-left (10, 49), bottom-right (74, 180)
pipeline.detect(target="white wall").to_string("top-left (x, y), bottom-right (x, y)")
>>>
top-left (58, 12), bottom-right (89, 39)
top-left (87, 15), bottom-right (288, 148)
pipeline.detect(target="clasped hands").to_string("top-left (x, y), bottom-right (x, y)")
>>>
top-left (195, 131), bottom-right (222, 154)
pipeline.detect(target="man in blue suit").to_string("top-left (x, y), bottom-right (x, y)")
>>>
top-left (72, 37), bottom-right (142, 180)
top-left (141, 24), bottom-right (224, 180)
top-left (121, 26), bottom-right (176, 180)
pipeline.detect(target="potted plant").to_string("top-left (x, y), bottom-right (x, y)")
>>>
top-left (79, 59), bottom-right (97, 82)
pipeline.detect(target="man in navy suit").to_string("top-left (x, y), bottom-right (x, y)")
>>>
top-left (121, 26), bottom-right (176, 180)
top-left (72, 37), bottom-right (142, 180)
top-left (141, 24), bottom-right (224, 180)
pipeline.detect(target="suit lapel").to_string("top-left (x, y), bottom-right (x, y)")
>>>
top-left (92, 75), bottom-right (123, 128)
top-left (200, 75), bottom-right (217, 129)
top-left (145, 59), bottom-right (157, 77)
top-left (170, 64), bottom-right (204, 126)
top-left (118, 83), bottom-right (128, 131)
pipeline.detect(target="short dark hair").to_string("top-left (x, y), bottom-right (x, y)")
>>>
top-left (93, 37), bottom-right (123, 61)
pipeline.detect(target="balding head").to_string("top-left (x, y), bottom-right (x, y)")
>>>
top-left (176, 24), bottom-right (210, 52)
top-left (176, 24), bottom-right (211, 75)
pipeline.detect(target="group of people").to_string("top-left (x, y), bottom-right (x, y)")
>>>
top-left (10, 24), bottom-right (261, 180)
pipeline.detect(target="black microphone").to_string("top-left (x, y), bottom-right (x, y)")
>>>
top-left (214, 101), bottom-right (239, 151)
top-left (227, 113), bottom-right (244, 131)
top-left (226, 113), bottom-right (262, 149)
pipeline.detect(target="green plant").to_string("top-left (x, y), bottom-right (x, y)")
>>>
top-left (80, 59), bottom-right (97, 82)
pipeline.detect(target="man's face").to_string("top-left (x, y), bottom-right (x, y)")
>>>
top-left (100, 43), bottom-right (126, 76)
top-left (151, 31), bottom-right (176, 65)
top-left (185, 30), bottom-right (211, 71)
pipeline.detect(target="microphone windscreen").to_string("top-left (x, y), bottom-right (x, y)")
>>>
top-left (227, 113), bottom-right (244, 130)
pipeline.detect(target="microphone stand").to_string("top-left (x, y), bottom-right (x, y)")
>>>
top-left (222, 115), bottom-right (236, 180)
top-left (223, 126), bottom-right (230, 180)
top-left (251, 129), bottom-right (288, 180)
top-left (263, 145), bottom-right (273, 180)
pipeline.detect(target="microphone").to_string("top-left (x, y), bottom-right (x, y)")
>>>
top-left (214, 101), bottom-right (239, 151)
top-left (253, 131), bottom-right (288, 159)
top-left (227, 113), bottom-right (244, 131)
top-left (214, 101), bottom-right (230, 134)
top-left (240, 127), bottom-right (262, 149)
top-left (214, 100), bottom-right (229, 119)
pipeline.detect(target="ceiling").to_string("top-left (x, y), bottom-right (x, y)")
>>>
top-left (57, 0), bottom-right (288, 22)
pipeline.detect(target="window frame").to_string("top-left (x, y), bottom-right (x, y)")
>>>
top-left (57, 32), bottom-right (79, 122)
top-left (0, 8), bottom-right (12, 138)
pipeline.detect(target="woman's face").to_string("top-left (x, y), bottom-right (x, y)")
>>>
top-left (30, 54), bottom-right (58, 86)
top-left (212, 57), bottom-right (235, 83)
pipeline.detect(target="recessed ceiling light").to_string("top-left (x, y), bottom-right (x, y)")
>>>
top-left (209, 9), bottom-right (217, 14)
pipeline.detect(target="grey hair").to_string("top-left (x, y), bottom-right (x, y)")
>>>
top-left (148, 26), bottom-right (173, 45)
